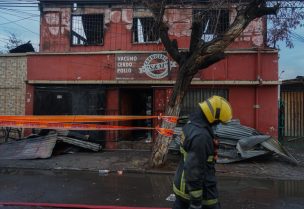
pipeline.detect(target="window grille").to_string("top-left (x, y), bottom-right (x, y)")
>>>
top-left (71, 14), bottom-right (104, 45)
top-left (132, 17), bottom-right (159, 43)
top-left (193, 9), bottom-right (229, 42)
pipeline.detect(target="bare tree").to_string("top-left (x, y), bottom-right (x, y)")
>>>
top-left (267, 1), bottom-right (304, 48)
top-left (142, 0), bottom-right (304, 167)
top-left (4, 33), bottom-right (25, 52)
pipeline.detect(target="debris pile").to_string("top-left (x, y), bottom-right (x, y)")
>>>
top-left (214, 120), bottom-right (298, 165)
top-left (171, 120), bottom-right (299, 165)
top-left (0, 131), bottom-right (102, 160)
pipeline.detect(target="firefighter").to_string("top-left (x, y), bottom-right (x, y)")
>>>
top-left (172, 95), bottom-right (233, 209)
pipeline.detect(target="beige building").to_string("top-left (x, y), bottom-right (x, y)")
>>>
top-left (0, 54), bottom-right (27, 115)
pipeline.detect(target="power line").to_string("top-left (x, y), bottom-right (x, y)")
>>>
top-left (0, 7), bottom-right (39, 16)
top-left (290, 31), bottom-right (304, 43)
top-left (0, 15), bottom-right (38, 25)
top-left (0, 14), bottom-right (39, 35)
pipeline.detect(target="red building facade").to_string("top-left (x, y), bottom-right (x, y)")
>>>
top-left (26, 0), bottom-right (279, 148)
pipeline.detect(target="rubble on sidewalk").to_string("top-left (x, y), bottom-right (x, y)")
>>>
top-left (171, 120), bottom-right (299, 165)
top-left (0, 120), bottom-right (300, 166)
top-left (0, 134), bottom-right (57, 160)
top-left (57, 136), bottom-right (101, 152)
top-left (0, 131), bottom-right (102, 160)
top-left (215, 120), bottom-right (299, 165)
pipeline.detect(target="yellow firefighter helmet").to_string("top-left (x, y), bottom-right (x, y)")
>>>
top-left (199, 95), bottom-right (232, 124)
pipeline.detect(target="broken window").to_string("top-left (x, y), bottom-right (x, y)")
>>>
top-left (193, 9), bottom-right (229, 42)
top-left (132, 17), bottom-right (159, 43)
top-left (71, 14), bottom-right (104, 45)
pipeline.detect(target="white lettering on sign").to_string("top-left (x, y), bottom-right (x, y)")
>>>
top-left (117, 62), bottom-right (133, 67)
top-left (117, 56), bottom-right (138, 62)
top-left (116, 55), bottom-right (138, 76)
top-left (139, 54), bottom-right (177, 79)
top-left (117, 68), bottom-right (132, 73)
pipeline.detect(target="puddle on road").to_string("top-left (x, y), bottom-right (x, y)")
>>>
top-left (1, 168), bottom-right (304, 209)
top-left (218, 176), bottom-right (304, 209)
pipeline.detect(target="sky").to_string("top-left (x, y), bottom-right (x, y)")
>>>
top-left (0, 1), bottom-right (303, 81)
top-left (0, 2), bottom-right (40, 52)
top-left (277, 26), bottom-right (304, 80)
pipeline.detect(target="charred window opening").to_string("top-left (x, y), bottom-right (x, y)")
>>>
top-left (193, 9), bottom-right (229, 42)
top-left (132, 17), bottom-right (159, 43)
top-left (71, 14), bottom-right (104, 45)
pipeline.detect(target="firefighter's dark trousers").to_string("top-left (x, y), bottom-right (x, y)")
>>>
top-left (172, 196), bottom-right (221, 209)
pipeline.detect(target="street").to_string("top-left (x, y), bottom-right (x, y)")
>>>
top-left (0, 168), bottom-right (304, 209)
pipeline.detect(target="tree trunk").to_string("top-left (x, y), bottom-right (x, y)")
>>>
top-left (148, 0), bottom-right (280, 168)
top-left (150, 70), bottom-right (193, 167)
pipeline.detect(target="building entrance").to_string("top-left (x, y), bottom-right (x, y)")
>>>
top-left (119, 88), bottom-right (153, 142)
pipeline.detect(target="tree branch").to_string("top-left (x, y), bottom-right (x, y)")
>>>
top-left (159, 22), bottom-right (183, 64)
top-left (142, 0), bottom-right (183, 64)
top-left (185, 52), bottom-right (225, 77)
top-left (194, 0), bottom-right (279, 68)
top-left (189, 13), bottom-right (204, 54)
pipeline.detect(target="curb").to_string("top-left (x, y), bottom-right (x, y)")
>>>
top-left (0, 166), bottom-right (175, 175)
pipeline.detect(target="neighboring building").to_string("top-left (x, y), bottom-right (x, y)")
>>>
top-left (0, 55), bottom-right (27, 116)
top-left (280, 76), bottom-right (304, 139)
top-left (24, 0), bottom-right (279, 148)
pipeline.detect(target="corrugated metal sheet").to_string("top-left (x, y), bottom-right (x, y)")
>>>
top-left (277, 180), bottom-right (304, 197)
top-left (0, 135), bottom-right (57, 160)
top-left (281, 91), bottom-right (304, 137)
top-left (180, 88), bottom-right (228, 116)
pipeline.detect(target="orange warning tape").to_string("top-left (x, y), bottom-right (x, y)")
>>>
top-left (0, 121), bottom-right (174, 137)
top-left (155, 126), bottom-right (174, 137)
top-left (0, 121), bottom-right (151, 131)
top-left (0, 115), bottom-right (178, 123)
top-left (0, 115), bottom-right (178, 137)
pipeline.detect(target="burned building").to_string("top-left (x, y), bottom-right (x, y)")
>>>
top-left (23, 0), bottom-right (279, 148)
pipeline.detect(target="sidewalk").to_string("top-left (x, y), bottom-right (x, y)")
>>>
top-left (0, 145), bottom-right (304, 180)
top-left (0, 150), bottom-right (177, 173)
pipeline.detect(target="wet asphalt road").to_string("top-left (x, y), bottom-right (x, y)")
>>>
top-left (0, 168), bottom-right (304, 209)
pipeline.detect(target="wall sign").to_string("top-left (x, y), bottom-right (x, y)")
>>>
top-left (116, 53), bottom-right (178, 80)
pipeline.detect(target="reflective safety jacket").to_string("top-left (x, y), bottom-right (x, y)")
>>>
top-left (173, 108), bottom-right (219, 207)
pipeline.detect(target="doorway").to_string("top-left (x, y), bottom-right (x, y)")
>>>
top-left (119, 88), bottom-right (153, 141)
top-left (34, 85), bottom-right (105, 145)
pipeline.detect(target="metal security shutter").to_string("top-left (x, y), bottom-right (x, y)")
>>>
top-left (34, 85), bottom-right (106, 145)
top-left (180, 88), bottom-right (228, 116)
top-left (281, 91), bottom-right (304, 137)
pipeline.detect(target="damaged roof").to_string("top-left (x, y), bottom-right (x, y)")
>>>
top-left (281, 76), bottom-right (304, 92)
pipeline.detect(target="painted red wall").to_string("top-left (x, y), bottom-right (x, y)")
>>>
top-left (27, 54), bottom-right (116, 81)
top-left (229, 86), bottom-right (256, 128)
top-left (229, 86), bottom-right (278, 137)
top-left (201, 52), bottom-right (278, 81)
top-left (256, 86), bottom-right (278, 136)
top-left (27, 52), bottom-right (278, 82)
top-left (105, 88), bottom-right (119, 149)
top-left (40, 7), bottom-right (266, 53)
